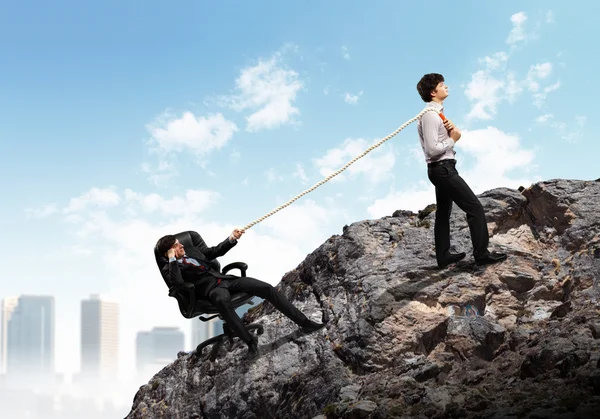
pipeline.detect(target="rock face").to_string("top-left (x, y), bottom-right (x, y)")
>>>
top-left (126, 179), bottom-right (600, 419)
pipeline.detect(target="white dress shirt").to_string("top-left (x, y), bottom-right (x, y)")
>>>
top-left (417, 101), bottom-right (456, 164)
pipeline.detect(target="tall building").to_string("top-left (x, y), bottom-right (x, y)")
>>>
top-left (1, 297), bottom-right (18, 374)
top-left (6, 295), bottom-right (55, 378)
top-left (136, 327), bottom-right (184, 376)
top-left (80, 294), bottom-right (119, 381)
top-left (190, 318), bottom-right (218, 349)
top-left (189, 300), bottom-right (257, 349)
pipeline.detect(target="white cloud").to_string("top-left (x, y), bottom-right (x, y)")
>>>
top-left (507, 12), bottom-right (528, 45)
top-left (123, 189), bottom-right (220, 216)
top-left (465, 62), bottom-right (557, 120)
top-left (265, 168), bottom-right (284, 183)
top-left (535, 113), bottom-right (554, 123)
top-left (314, 138), bottom-right (395, 184)
top-left (479, 52), bottom-right (509, 71)
top-left (532, 80), bottom-right (560, 108)
top-left (465, 71), bottom-right (506, 120)
top-left (546, 11), bottom-right (554, 23)
top-left (147, 111), bottom-right (237, 155)
top-left (458, 127), bottom-right (539, 192)
top-left (465, 21), bottom-right (560, 120)
top-left (342, 46), bottom-right (350, 60)
top-left (63, 187), bottom-right (121, 214)
top-left (323, 86), bottom-right (330, 95)
top-left (367, 181), bottom-right (437, 218)
top-left (293, 163), bottom-right (309, 184)
top-left (229, 150), bottom-right (241, 164)
top-left (552, 115), bottom-right (587, 143)
top-left (526, 62), bottom-right (553, 91)
top-left (505, 71), bottom-right (523, 103)
top-left (223, 55), bottom-right (303, 132)
top-left (140, 160), bottom-right (177, 187)
top-left (25, 203), bottom-right (58, 219)
top-left (344, 91), bottom-right (363, 105)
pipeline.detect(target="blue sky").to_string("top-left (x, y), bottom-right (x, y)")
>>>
top-left (0, 0), bottom-right (597, 402)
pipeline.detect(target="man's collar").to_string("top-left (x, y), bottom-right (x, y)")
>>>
top-left (426, 101), bottom-right (444, 112)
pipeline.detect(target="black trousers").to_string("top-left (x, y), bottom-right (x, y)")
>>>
top-left (427, 159), bottom-right (490, 263)
top-left (207, 277), bottom-right (309, 343)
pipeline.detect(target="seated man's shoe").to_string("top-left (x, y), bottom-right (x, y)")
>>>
top-left (475, 252), bottom-right (507, 266)
top-left (301, 319), bottom-right (326, 333)
top-left (438, 252), bottom-right (466, 269)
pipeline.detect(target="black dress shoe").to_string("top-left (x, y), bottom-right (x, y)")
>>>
top-left (301, 320), bottom-right (326, 333)
top-left (438, 252), bottom-right (466, 269)
top-left (475, 252), bottom-right (507, 266)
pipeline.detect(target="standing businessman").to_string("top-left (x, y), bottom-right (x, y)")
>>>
top-left (416, 73), bottom-right (507, 268)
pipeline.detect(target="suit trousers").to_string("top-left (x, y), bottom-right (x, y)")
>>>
top-left (427, 159), bottom-right (490, 263)
top-left (207, 276), bottom-right (309, 343)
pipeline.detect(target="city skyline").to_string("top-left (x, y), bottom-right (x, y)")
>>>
top-left (0, 294), bottom-right (215, 384)
top-left (0, 293), bottom-right (211, 418)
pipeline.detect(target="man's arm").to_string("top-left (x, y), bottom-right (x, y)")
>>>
top-left (161, 259), bottom-right (185, 286)
top-left (421, 112), bottom-right (456, 160)
top-left (190, 231), bottom-right (237, 260)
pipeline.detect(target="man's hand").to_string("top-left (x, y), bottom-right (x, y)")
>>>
top-left (443, 118), bottom-right (461, 142)
top-left (450, 127), bottom-right (462, 142)
top-left (230, 228), bottom-right (245, 241)
top-left (167, 248), bottom-right (176, 259)
top-left (443, 119), bottom-right (456, 132)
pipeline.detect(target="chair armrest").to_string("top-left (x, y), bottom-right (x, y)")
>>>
top-left (168, 282), bottom-right (195, 317)
top-left (222, 262), bottom-right (248, 277)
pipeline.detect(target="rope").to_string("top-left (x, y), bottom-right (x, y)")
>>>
top-left (241, 107), bottom-right (439, 231)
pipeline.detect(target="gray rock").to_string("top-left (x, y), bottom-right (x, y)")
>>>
top-left (348, 400), bottom-right (377, 418)
top-left (125, 179), bottom-right (600, 419)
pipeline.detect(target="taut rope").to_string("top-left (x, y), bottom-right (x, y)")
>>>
top-left (241, 107), bottom-right (439, 231)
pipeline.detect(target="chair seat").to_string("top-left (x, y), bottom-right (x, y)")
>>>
top-left (186, 292), bottom-right (255, 317)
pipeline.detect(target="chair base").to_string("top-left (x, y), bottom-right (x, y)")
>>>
top-left (193, 322), bottom-right (264, 362)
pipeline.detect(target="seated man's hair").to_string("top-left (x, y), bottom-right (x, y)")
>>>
top-left (156, 235), bottom-right (177, 256)
top-left (416, 73), bottom-right (444, 102)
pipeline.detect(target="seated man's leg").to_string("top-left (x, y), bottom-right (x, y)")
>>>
top-left (207, 286), bottom-right (253, 343)
top-left (225, 276), bottom-right (323, 331)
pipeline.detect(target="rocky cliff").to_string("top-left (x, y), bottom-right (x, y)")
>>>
top-left (126, 179), bottom-right (600, 419)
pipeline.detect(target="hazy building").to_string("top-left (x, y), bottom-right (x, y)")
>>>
top-left (190, 318), bottom-right (218, 349)
top-left (6, 295), bottom-right (55, 380)
top-left (80, 294), bottom-right (119, 381)
top-left (136, 327), bottom-right (184, 376)
top-left (1, 297), bottom-right (18, 374)
top-left (190, 300), bottom-right (257, 349)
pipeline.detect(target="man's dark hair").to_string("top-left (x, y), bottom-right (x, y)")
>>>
top-left (156, 234), bottom-right (176, 256)
top-left (416, 73), bottom-right (444, 102)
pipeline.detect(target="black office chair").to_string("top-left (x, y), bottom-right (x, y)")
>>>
top-left (154, 231), bottom-right (264, 361)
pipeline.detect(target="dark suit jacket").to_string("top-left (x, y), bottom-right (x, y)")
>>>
top-left (160, 231), bottom-right (239, 299)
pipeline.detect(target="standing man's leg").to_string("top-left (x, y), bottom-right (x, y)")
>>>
top-left (441, 163), bottom-right (506, 265)
top-left (443, 164), bottom-right (489, 260)
top-left (428, 165), bottom-right (466, 268)
top-left (433, 185), bottom-right (453, 263)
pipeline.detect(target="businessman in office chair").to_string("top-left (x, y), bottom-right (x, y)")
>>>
top-left (156, 228), bottom-right (324, 356)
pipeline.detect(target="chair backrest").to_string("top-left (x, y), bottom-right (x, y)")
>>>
top-left (153, 231), bottom-right (221, 289)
